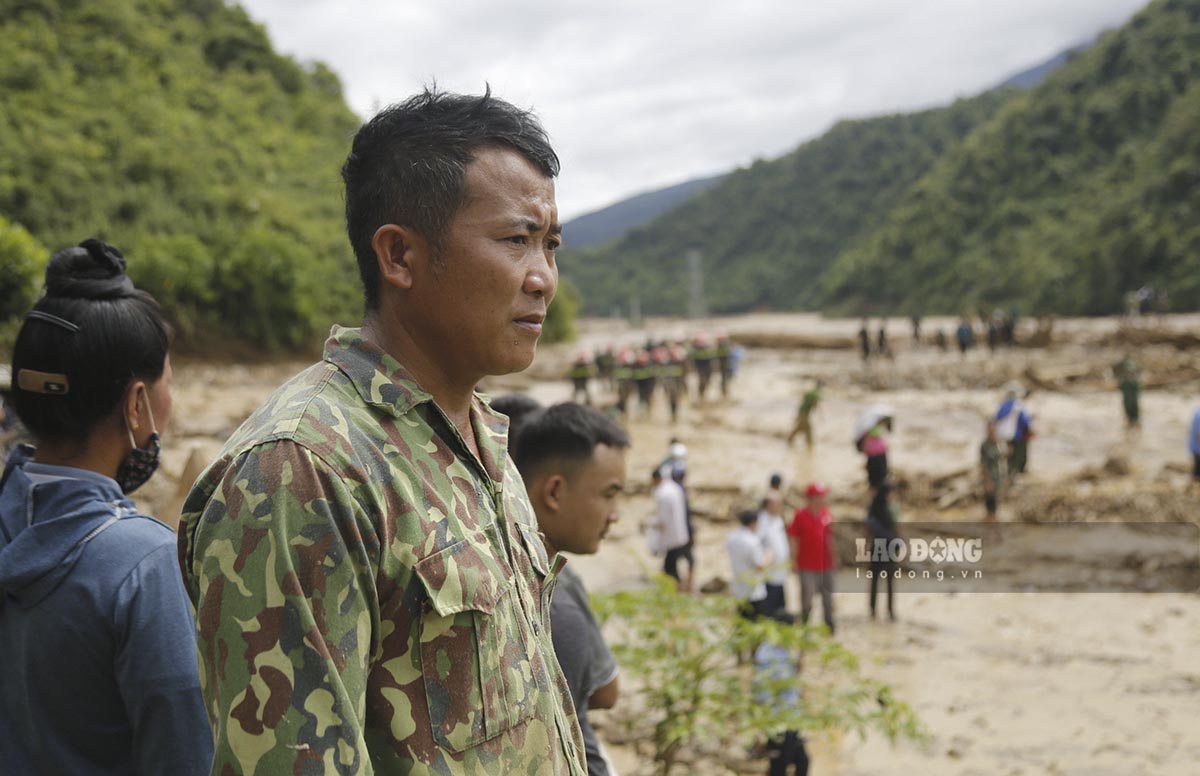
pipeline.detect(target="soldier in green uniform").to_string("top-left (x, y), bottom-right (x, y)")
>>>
top-left (1114, 354), bottom-right (1141, 429)
top-left (659, 344), bottom-right (687, 424)
top-left (568, 352), bottom-right (593, 406)
top-left (787, 380), bottom-right (823, 449)
top-left (179, 90), bottom-right (587, 775)
top-left (613, 349), bottom-right (635, 417)
top-left (690, 334), bottom-right (718, 402)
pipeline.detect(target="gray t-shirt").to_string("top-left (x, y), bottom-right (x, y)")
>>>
top-left (551, 562), bottom-right (619, 776)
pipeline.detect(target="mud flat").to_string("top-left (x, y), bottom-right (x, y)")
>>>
top-left (140, 312), bottom-right (1200, 774)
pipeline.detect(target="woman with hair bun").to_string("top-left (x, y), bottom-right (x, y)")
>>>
top-left (0, 240), bottom-right (212, 774)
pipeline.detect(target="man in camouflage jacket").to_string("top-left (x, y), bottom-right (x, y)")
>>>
top-left (179, 90), bottom-right (584, 775)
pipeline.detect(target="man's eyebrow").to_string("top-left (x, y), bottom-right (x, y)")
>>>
top-left (507, 218), bottom-right (563, 236)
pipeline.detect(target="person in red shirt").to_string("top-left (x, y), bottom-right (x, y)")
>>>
top-left (787, 482), bottom-right (836, 633)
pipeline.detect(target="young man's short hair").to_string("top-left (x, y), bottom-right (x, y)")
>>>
top-left (512, 402), bottom-right (629, 481)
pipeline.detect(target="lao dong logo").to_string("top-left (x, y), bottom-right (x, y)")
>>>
top-left (855, 535), bottom-right (983, 564)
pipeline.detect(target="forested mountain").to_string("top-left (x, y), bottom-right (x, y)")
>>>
top-left (563, 174), bottom-right (725, 249)
top-left (823, 0), bottom-right (1200, 315)
top-left (0, 0), bottom-right (360, 349)
top-left (558, 93), bottom-right (1011, 316)
top-left (565, 0), bottom-right (1195, 318)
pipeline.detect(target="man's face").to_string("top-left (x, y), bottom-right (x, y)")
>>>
top-left (413, 146), bottom-right (559, 383)
top-left (551, 443), bottom-right (627, 555)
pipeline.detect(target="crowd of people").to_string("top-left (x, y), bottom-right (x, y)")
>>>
top-left (566, 334), bottom-right (744, 421)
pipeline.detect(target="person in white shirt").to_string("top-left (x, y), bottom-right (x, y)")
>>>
top-left (727, 509), bottom-right (771, 620)
top-left (756, 491), bottom-right (790, 617)
top-left (649, 468), bottom-right (692, 590)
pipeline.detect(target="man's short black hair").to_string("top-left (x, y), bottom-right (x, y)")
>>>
top-left (490, 394), bottom-right (543, 446)
top-left (341, 86), bottom-right (560, 310)
top-left (512, 402), bottom-right (629, 481)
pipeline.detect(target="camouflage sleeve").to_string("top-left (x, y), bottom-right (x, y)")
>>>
top-left (188, 440), bottom-right (380, 775)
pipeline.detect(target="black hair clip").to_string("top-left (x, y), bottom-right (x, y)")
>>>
top-left (26, 310), bottom-right (81, 333)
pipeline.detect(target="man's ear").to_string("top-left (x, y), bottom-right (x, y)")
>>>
top-left (540, 473), bottom-right (567, 513)
top-left (372, 224), bottom-right (429, 292)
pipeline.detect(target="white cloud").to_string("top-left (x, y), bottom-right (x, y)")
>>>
top-left (238, 0), bottom-right (1149, 219)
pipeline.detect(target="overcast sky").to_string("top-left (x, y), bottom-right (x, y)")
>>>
top-left (238, 0), bottom-right (1148, 221)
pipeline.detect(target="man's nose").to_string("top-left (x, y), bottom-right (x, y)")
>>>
top-left (523, 250), bottom-right (557, 300)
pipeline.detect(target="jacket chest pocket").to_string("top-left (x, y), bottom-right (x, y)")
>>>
top-left (414, 532), bottom-right (539, 751)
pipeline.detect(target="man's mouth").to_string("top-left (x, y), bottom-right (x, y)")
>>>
top-left (514, 314), bottom-right (545, 333)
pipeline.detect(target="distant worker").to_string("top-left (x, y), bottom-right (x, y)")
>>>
top-left (855, 407), bottom-right (892, 489)
top-left (660, 344), bottom-right (686, 424)
top-left (935, 328), bottom-right (948, 352)
top-left (569, 351), bottom-right (593, 405)
top-left (691, 334), bottom-right (718, 401)
top-left (596, 345), bottom-right (616, 391)
top-left (788, 482), bottom-right (836, 633)
top-left (858, 319), bottom-right (871, 362)
top-left (995, 382), bottom-right (1033, 482)
top-left (633, 349), bottom-right (657, 418)
top-left (788, 380), bottom-right (823, 449)
top-left (754, 610), bottom-right (812, 776)
top-left (876, 322), bottom-right (892, 360)
top-left (649, 467), bottom-right (692, 591)
top-left (910, 315), bottom-right (922, 346)
top-left (614, 348), bottom-right (635, 416)
top-left (1114, 354), bottom-right (1141, 430)
top-left (980, 419), bottom-right (1004, 523)
top-left (1190, 405), bottom-right (1200, 490)
top-left (757, 491), bottom-right (791, 616)
top-left (955, 318), bottom-right (973, 356)
top-left (716, 334), bottom-right (734, 399)
top-left (727, 509), bottom-right (771, 621)
top-left (866, 482), bottom-right (898, 621)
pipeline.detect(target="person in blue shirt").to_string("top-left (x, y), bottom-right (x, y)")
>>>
top-left (753, 610), bottom-right (810, 776)
top-left (1189, 406), bottom-right (1200, 488)
top-left (0, 240), bottom-right (212, 775)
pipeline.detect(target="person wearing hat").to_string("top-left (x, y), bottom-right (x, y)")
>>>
top-left (787, 482), bottom-right (836, 633)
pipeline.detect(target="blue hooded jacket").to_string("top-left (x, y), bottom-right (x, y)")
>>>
top-left (0, 446), bottom-right (212, 774)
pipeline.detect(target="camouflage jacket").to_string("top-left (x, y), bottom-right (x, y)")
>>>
top-left (178, 326), bottom-right (586, 775)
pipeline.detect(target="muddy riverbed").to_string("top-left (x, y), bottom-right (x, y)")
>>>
top-left (138, 312), bottom-right (1200, 775)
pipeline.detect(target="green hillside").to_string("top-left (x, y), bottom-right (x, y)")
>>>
top-left (823, 0), bottom-right (1200, 315)
top-left (559, 93), bottom-right (1012, 317)
top-left (566, 0), bottom-right (1197, 319)
top-left (0, 0), bottom-right (361, 350)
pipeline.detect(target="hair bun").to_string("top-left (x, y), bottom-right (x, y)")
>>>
top-left (44, 238), bottom-right (135, 300)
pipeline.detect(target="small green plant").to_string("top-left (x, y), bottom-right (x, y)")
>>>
top-left (591, 577), bottom-right (926, 775)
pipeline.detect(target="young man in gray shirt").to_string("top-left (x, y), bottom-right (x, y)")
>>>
top-left (512, 402), bottom-right (629, 775)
